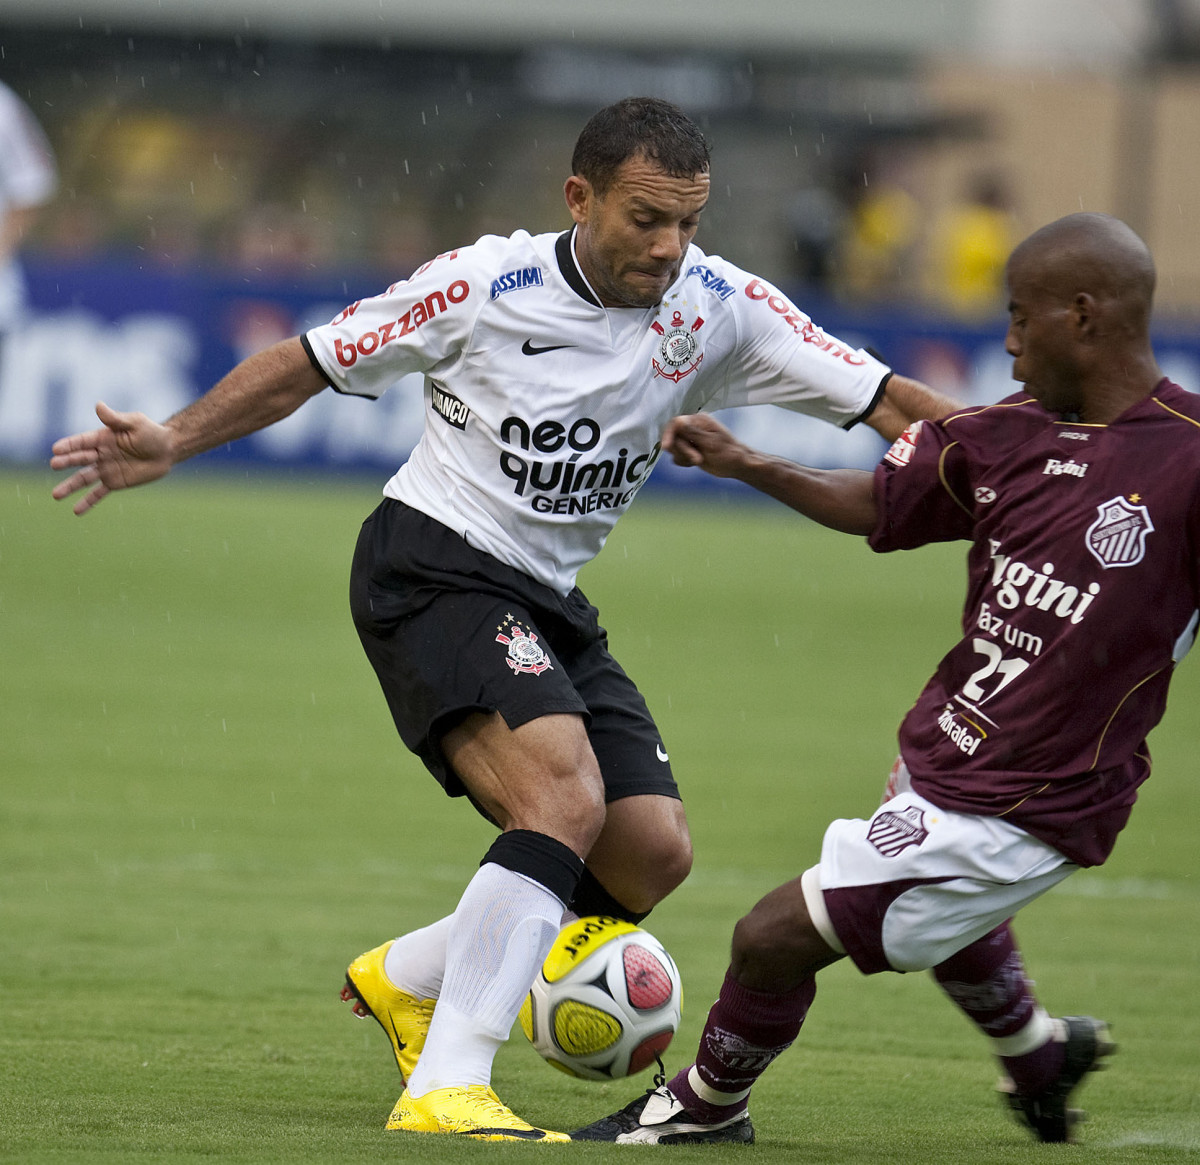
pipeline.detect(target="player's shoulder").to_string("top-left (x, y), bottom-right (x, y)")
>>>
top-left (371, 230), bottom-right (549, 310)
top-left (1147, 378), bottom-right (1200, 431)
top-left (471, 229), bottom-right (565, 302)
top-left (677, 247), bottom-right (800, 315)
top-left (940, 392), bottom-right (1047, 438)
top-left (893, 392), bottom-right (1047, 467)
top-left (414, 229), bottom-right (541, 276)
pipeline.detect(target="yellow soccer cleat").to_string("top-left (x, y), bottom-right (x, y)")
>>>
top-left (340, 940), bottom-right (435, 1084)
top-left (385, 1085), bottom-right (571, 1142)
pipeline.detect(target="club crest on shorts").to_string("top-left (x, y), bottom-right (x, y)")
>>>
top-left (495, 618), bottom-right (553, 676)
top-left (1085, 495), bottom-right (1153, 568)
top-left (867, 804), bottom-right (928, 857)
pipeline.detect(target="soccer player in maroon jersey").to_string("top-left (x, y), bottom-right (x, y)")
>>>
top-left (575, 212), bottom-right (1193, 1146)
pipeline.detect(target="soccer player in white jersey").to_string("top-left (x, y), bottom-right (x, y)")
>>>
top-left (50, 98), bottom-right (957, 1141)
top-left (574, 214), bottom-right (1190, 1147)
top-left (0, 79), bottom-right (56, 366)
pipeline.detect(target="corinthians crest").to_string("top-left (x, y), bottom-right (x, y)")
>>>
top-left (1085, 495), bottom-right (1154, 568)
top-left (495, 617), bottom-right (553, 676)
top-left (651, 311), bottom-right (705, 383)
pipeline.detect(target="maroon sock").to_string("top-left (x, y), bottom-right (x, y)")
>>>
top-left (669, 970), bottom-right (816, 1122)
top-left (933, 922), bottom-right (1064, 1094)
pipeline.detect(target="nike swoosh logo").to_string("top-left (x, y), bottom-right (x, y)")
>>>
top-left (521, 340), bottom-right (573, 356)
top-left (656, 745), bottom-right (670, 763)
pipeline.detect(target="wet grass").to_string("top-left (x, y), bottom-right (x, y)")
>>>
top-left (3, 465), bottom-right (1198, 1162)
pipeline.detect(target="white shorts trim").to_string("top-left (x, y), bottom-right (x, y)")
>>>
top-left (800, 865), bottom-right (845, 954)
top-left (817, 772), bottom-right (1078, 973)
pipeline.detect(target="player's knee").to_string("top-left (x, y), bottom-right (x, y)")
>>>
top-left (645, 826), bottom-right (693, 899)
top-left (622, 834), bottom-right (693, 913)
top-left (545, 768), bottom-right (606, 854)
top-left (732, 905), bottom-right (779, 964)
top-left (730, 887), bottom-right (834, 987)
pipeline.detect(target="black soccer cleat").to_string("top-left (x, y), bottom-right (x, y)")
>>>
top-left (999, 1016), bottom-right (1115, 1143)
top-left (571, 1085), bottom-right (755, 1145)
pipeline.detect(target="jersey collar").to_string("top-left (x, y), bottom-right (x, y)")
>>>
top-left (555, 228), bottom-right (604, 308)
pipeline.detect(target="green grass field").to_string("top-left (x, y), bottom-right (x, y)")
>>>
top-left (3, 465), bottom-right (1198, 1163)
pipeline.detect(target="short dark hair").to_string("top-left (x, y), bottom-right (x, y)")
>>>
top-left (571, 97), bottom-right (710, 196)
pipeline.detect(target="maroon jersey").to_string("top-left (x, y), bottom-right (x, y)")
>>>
top-left (870, 380), bottom-right (1200, 865)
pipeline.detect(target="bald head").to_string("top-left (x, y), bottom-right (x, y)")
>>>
top-left (1008, 213), bottom-right (1156, 333)
top-left (1003, 213), bottom-right (1163, 421)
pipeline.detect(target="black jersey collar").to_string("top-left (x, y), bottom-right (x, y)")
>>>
top-left (555, 228), bottom-right (604, 308)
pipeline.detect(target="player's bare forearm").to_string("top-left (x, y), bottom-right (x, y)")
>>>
top-left (729, 454), bottom-right (877, 534)
top-left (51, 337), bottom-right (328, 515)
top-left (662, 414), bottom-right (878, 535)
top-left (863, 374), bottom-right (959, 441)
top-left (164, 338), bottom-right (328, 460)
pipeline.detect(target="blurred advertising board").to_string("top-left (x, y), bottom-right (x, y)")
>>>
top-left (7, 256), bottom-right (1200, 491)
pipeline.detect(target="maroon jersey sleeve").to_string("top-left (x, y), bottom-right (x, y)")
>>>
top-left (868, 418), bottom-right (976, 552)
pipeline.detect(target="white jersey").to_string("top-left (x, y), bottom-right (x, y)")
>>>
top-left (0, 81), bottom-right (56, 329)
top-left (304, 228), bottom-right (889, 594)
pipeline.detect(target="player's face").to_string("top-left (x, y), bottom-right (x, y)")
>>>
top-left (566, 155), bottom-right (710, 309)
top-left (1004, 260), bottom-right (1084, 416)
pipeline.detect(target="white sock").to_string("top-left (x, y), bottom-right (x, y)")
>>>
top-left (383, 916), bottom-right (451, 1000)
top-left (405, 863), bottom-right (565, 1097)
top-left (380, 908), bottom-right (573, 1002)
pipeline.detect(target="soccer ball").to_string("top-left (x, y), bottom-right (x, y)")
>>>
top-left (519, 915), bottom-right (682, 1080)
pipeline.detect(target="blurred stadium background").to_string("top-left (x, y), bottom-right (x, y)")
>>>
top-left (6, 6), bottom-right (1200, 1158)
top-left (3, 0), bottom-right (1200, 479)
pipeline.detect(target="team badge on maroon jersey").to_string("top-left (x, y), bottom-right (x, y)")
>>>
top-left (651, 311), bottom-right (705, 382)
top-left (867, 804), bottom-right (929, 857)
top-left (495, 621), bottom-right (553, 676)
top-left (1085, 495), bottom-right (1154, 568)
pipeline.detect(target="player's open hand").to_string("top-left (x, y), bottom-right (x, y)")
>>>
top-left (50, 402), bottom-right (175, 515)
top-left (661, 414), bottom-right (752, 479)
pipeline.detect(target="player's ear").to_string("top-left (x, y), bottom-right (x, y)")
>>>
top-left (1070, 293), bottom-right (1104, 343)
top-left (564, 175), bottom-right (592, 225)
top-left (1073, 291), bottom-right (1098, 336)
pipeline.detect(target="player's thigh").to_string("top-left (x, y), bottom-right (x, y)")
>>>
top-left (813, 790), bottom-right (1077, 974)
top-left (356, 585), bottom-right (590, 792)
top-left (442, 710), bottom-right (605, 855)
top-left (566, 633), bottom-right (691, 900)
top-left (567, 630), bottom-right (680, 806)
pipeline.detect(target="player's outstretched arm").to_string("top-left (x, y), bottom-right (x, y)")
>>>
top-left (51, 338), bottom-right (329, 515)
top-left (863, 373), bottom-right (958, 441)
top-left (663, 414), bottom-right (878, 535)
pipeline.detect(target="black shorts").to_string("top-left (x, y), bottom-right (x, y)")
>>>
top-left (349, 499), bottom-right (679, 808)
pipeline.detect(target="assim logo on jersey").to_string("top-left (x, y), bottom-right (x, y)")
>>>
top-left (430, 384), bottom-right (470, 430)
top-left (332, 280), bottom-right (470, 367)
top-left (744, 280), bottom-right (866, 365)
top-left (1086, 496), bottom-right (1154, 568)
top-left (490, 266), bottom-right (544, 299)
top-left (685, 264), bottom-right (736, 300)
